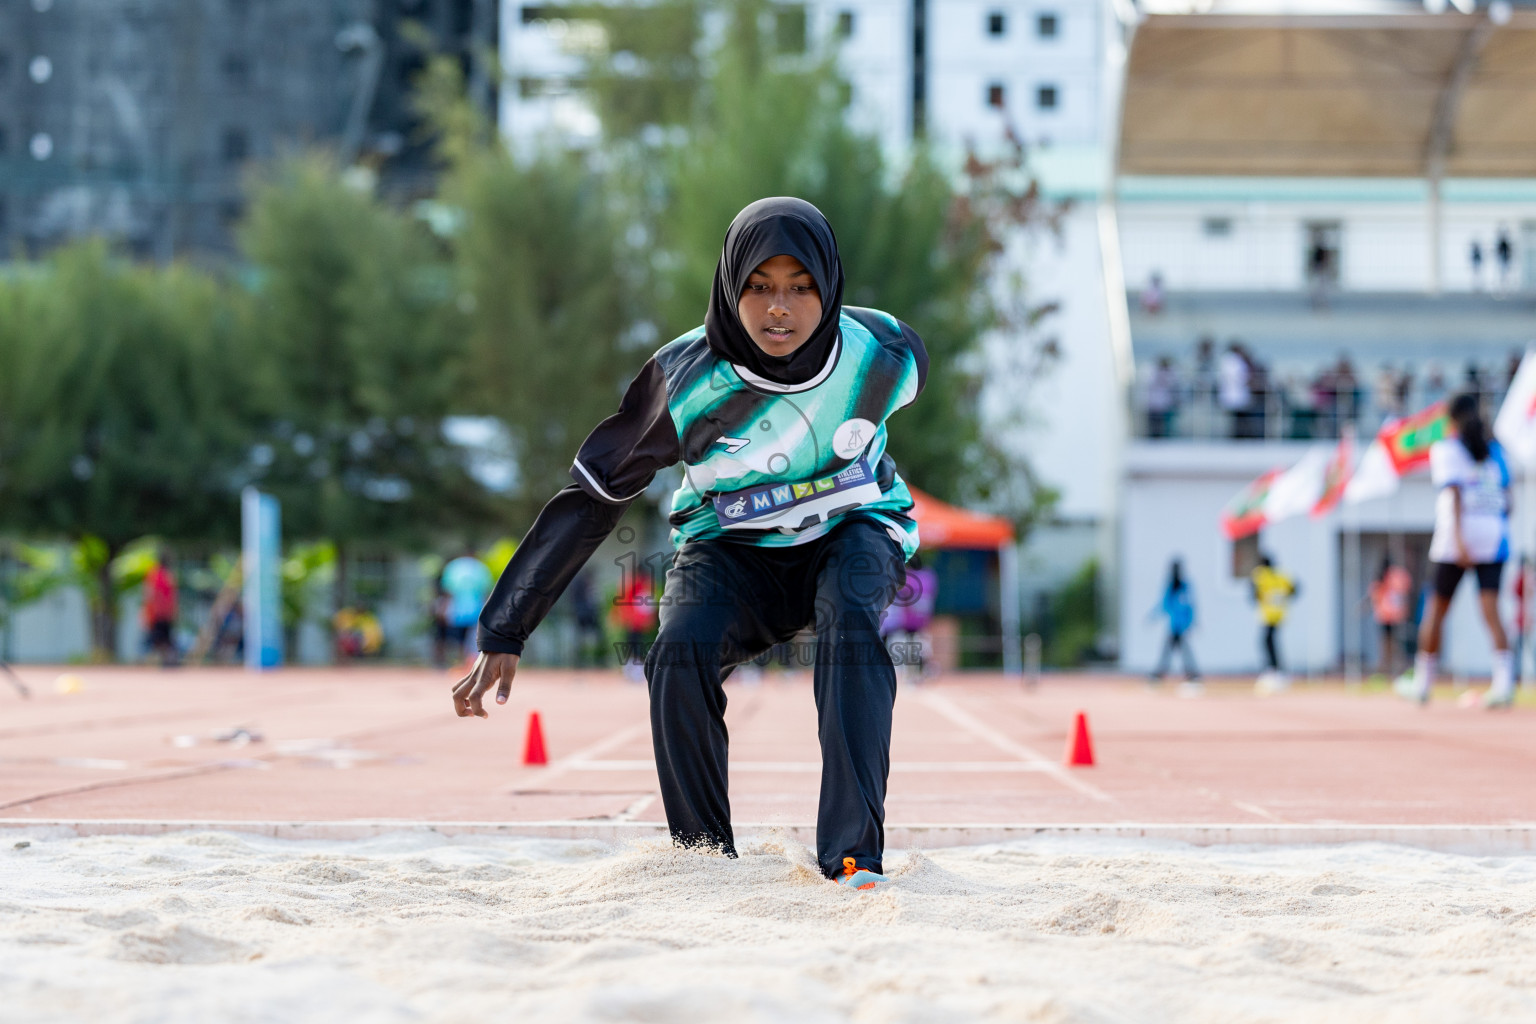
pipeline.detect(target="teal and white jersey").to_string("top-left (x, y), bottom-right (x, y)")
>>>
top-left (569, 306), bottom-right (928, 560)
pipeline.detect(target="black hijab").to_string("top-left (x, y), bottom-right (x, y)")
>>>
top-left (704, 197), bottom-right (844, 386)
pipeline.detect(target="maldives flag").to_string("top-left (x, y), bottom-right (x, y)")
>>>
top-left (1378, 401), bottom-right (1449, 475)
top-left (1495, 347), bottom-right (1536, 467)
top-left (1311, 427), bottom-right (1355, 517)
top-left (1221, 468), bottom-right (1282, 540)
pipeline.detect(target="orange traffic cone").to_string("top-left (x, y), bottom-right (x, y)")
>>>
top-left (523, 711), bottom-right (548, 766)
top-left (1063, 711), bottom-right (1095, 767)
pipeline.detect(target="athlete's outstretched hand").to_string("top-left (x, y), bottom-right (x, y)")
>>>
top-left (452, 652), bottom-right (519, 718)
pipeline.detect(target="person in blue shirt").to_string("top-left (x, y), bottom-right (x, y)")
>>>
top-left (1151, 558), bottom-right (1199, 684)
top-left (440, 551), bottom-right (493, 660)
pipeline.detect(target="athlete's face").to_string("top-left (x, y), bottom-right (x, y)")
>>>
top-left (737, 254), bottom-right (823, 358)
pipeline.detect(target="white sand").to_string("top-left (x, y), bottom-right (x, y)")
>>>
top-left (3, 829), bottom-right (1535, 1023)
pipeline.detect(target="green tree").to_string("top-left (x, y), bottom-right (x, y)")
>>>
top-left (577, 0), bottom-right (1060, 514)
top-left (0, 242), bottom-right (256, 657)
top-left (238, 155), bottom-right (505, 600)
top-left (415, 59), bottom-right (646, 524)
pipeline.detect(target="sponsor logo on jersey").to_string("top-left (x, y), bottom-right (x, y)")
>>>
top-left (714, 436), bottom-right (751, 454)
top-left (709, 456), bottom-right (880, 531)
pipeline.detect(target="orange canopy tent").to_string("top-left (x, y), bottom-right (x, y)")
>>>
top-left (907, 487), bottom-right (1014, 549)
top-left (907, 487), bottom-right (1021, 674)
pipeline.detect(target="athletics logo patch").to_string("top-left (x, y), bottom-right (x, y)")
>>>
top-left (832, 418), bottom-right (876, 458)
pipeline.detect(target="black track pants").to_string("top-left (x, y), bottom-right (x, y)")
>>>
top-left (643, 517), bottom-right (906, 878)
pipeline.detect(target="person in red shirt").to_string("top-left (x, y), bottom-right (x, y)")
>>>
top-left (612, 570), bottom-right (658, 682)
top-left (1369, 558), bottom-right (1412, 678)
top-left (142, 553), bottom-right (179, 666)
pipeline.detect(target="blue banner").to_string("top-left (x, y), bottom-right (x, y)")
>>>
top-left (241, 487), bottom-right (283, 670)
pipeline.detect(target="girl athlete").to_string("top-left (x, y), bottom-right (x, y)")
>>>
top-left (1406, 393), bottom-right (1514, 708)
top-left (452, 198), bottom-right (927, 889)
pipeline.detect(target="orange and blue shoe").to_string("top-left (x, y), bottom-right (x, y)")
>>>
top-left (836, 856), bottom-right (889, 890)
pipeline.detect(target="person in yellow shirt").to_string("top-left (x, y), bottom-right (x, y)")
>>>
top-left (1251, 554), bottom-right (1298, 691)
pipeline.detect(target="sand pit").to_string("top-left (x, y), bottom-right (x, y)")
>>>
top-left (4, 829), bottom-right (1536, 1023)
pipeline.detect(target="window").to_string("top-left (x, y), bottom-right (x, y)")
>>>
top-left (1202, 217), bottom-right (1233, 238)
top-left (1036, 84), bottom-right (1057, 110)
top-left (1037, 12), bottom-right (1057, 37)
top-left (1231, 534), bottom-right (1261, 579)
top-left (774, 5), bottom-right (808, 53)
top-left (221, 127), bottom-right (248, 163)
top-left (986, 82), bottom-right (1005, 108)
top-left (836, 9), bottom-right (855, 38)
top-left (986, 10), bottom-right (1006, 35)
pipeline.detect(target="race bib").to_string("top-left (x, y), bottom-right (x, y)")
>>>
top-left (711, 458), bottom-right (884, 533)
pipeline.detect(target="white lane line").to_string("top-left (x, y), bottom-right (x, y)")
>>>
top-left (505, 721), bottom-right (653, 790)
top-left (1232, 800), bottom-right (1284, 823)
top-left (565, 760), bottom-right (1063, 774)
top-left (919, 690), bottom-right (1114, 804)
top-left (612, 794), bottom-right (657, 821)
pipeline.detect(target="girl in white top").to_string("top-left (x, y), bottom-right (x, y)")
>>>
top-left (1408, 393), bottom-right (1514, 707)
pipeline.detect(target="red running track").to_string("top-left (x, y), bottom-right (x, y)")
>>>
top-left (1, 666), bottom-right (1533, 831)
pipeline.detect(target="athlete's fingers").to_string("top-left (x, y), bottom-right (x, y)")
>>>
top-left (495, 656), bottom-right (518, 705)
top-left (467, 658), bottom-right (499, 718)
top-left (452, 656), bottom-right (487, 717)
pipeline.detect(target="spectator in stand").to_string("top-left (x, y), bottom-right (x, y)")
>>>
top-left (1470, 239), bottom-right (1485, 291)
top-left (1219, 342), bottom-right (1251, 440)
top-left (1247, 350), bottom-right (1272, 438)
top-left (1312, 363), bottom-right (1338, 436)
top-left (142, 551), bottom-right (179, 667)
top-left (1507, 350), bottom-right (1525, 393)
top-left (1464, 361), bottom-right (1486, 405)
top-left (1285, 372), bottom-right (1318, 439)
top-left (1333, 357), bottom-right (1362, 427)
top-left (1145, 356), bottom-right (1179, 438)
top-left (1140, 271), bottom-right (1165, 314)
top-left (1191, 336), bottom-right (1217, 435)
top-left (1396, 363), bottom-right (1416, 414)
top-left (1496, 228), bottom-right (1514, 292)
top-left (1423, 363), bottom-right (1448, 407)
top-left (1375, 363), bottom-right (1403, 423)
top-left (1370, 558), bottom-right (1413, 679)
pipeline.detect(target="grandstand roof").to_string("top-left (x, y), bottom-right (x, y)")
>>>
top-left (1119, 1), bottom-right (1536, 177)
